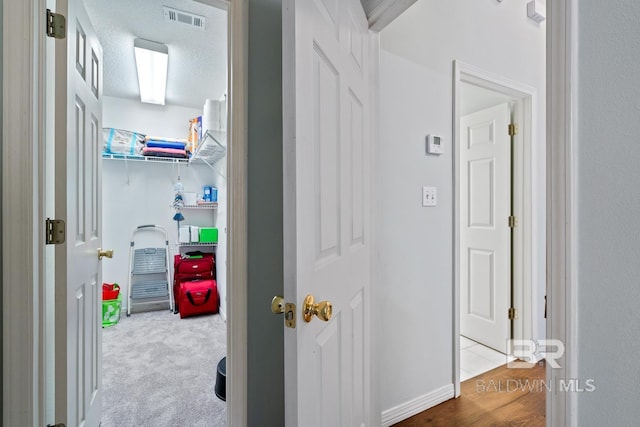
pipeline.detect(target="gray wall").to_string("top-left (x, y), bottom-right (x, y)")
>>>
top-left (576, 0), bottom-right (640, 424)
top-left (247, 0), bottom-right (285, 425)
top-left (0, 0), bottom-right (4, 421)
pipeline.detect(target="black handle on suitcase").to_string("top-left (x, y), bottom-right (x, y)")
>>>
top-left (186, 289), bottom-right (212, 306)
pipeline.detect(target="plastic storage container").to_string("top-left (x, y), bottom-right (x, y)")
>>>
top-left (189, 226), bottom-right (200, 242)
top-left (199, 227), bottom-right (218, 243)
top-left (102, 294), bottom-right (122, 327)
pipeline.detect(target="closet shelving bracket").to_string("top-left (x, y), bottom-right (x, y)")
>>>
top-left (189, 130), bottom-right (227, 178)
top-left (103, 152), bottom-right (191, 184)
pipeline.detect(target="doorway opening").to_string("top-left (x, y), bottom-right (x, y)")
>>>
top-left (453, 62), bottom-right (543, 392)
top-left (83, 0), bottom-right (230, 424)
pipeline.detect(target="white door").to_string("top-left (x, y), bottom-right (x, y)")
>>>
top-left (460, 103), bottom-right (511, 353)
top-left (283, 0), bottom-right (373, 425)
top-left (54, 1), bottom-right (104, 426)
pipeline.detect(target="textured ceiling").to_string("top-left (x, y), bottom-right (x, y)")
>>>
top-left (84, 0), bottom-right (227, 110)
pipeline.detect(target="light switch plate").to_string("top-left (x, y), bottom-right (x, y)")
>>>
top-left (422, 186), bottom-right (437, 207)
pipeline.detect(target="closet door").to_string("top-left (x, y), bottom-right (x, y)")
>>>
top-left (282, 0), bottom-right (375, 424)
top-left (54, 1), bottom-right (104, 426)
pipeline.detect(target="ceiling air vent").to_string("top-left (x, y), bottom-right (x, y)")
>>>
top-left (163, 6), bottom-right (206, 30)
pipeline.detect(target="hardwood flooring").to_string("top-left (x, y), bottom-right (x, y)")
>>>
top-left (392, 361), bottom-right (546, 427)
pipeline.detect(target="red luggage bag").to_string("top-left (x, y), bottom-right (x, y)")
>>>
top-left (173, 254), bottom-right (215, 313)
top-left (174, 253), bottom-right (215, 280)
top-left (178, 279), bottom-right (218, 318)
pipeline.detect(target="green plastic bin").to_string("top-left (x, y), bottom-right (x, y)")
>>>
top-left (199, 227), bottom-right (218, 243)
top-left (102, 293), bottom-right (122, 327)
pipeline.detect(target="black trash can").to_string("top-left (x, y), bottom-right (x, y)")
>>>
top-left (215, 357), bottom-right (226, 401)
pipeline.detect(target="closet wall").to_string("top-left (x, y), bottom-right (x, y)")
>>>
top-left (101, 95), bottom-right (227, 317)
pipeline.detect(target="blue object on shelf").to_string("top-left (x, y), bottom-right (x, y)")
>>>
top-left (203, 185), bottom-right (217, 202)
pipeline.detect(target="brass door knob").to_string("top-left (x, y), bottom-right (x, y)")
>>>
top-left (98, 248), bottom-right (114, 260)
top-left (302, 294), bottom-right (332, 322)
top-left (271, 295), bottom-right (285, 314)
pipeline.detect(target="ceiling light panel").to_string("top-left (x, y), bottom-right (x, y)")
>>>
top-left (134, 38), bottom-right (169, 105)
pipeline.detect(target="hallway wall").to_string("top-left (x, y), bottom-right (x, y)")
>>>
top-left (377, 0), bottom-right (546, 419)
top-left (575, 0), bottom-right (640, 424)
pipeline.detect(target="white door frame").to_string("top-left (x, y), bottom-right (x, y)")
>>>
top-left (1, 0), bottom-right (249, 426)
top-left (225, 0), bottom-right (249, 425)
top-left (2, 1), bottom-right (49, 426)
top-left (546, 0), bottom-right (578, 426)
top-left (2, 0), bottom-right (576, 426)
top-left (453, 61), bottom-right (539, 396)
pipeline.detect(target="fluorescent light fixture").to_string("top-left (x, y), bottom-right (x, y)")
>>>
top-left (134, 38), bottom-right (168, 105)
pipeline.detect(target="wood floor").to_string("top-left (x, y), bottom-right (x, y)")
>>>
top-left (393, 361), bottom-right (546, 427)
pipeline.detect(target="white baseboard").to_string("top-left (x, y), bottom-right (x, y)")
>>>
top-left (219, 305), bottom-right (227, 322)
top-left (381, 384), bottom-right (455, 427)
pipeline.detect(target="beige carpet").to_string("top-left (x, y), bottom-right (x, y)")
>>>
top-left (102, 308), bottom-right (227, 427)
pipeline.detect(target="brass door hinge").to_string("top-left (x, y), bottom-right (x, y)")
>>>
top-left (508, 123), bottom-right (518, 136)
top-left (46, 9), bottom-right (66, 39)
top-left (45, 218), bottom-right (66, 245)
top-left (508, 215), bottom-right (518, 228)
top-left (508, 307), bottom-right (519, 320)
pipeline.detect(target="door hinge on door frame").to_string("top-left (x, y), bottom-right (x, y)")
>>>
top-left (45, 218), bottom-right (66, 245)
top-left (508, 123), bottom-right (518, 136)
top-left (508, 215), bottom-right (518, 228)
top-left (46, 9), bottom-right (66, 39)
top-left (508, 307), bottom-right (519, 320)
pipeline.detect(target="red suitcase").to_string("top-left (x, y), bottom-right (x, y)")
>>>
top-left (173, 254), bottom-right (215, 313)
top-left (178, 279), bottom-right (218, 318)
top-left (174, 253), bottom-right (215, 280)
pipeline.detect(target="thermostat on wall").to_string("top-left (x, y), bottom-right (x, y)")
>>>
top-left (426, 134), bottom-right (444, 155)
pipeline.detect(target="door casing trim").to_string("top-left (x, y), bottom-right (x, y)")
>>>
top-left (453, 60), bottom-right (539, 397)
top-left (1, 0), bottom-right (250, 425)
top-left (2, 1), bottom-right (48, 425)
top-left (226, 0), bottom-right (249, 425)
top-left (546, 0), bottom-right (579, 425)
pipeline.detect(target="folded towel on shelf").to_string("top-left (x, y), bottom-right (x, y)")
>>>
top-left (144, 135), bottom-right (187, 143)
top-left (146, 140), bottom-right (187, 150)
top-left (142, 146), bottom-right (188, 159)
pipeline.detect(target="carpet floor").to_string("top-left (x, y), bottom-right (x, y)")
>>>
top-left (102, 308), bottom-right (227, 427)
